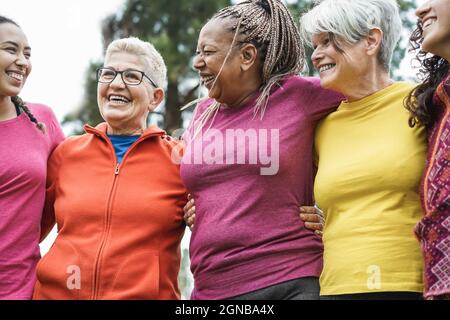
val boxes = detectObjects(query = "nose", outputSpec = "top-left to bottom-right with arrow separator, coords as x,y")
415,1 -> 431,19
109,72 -> 126,88
15,52 -> 30,69
193,53 -> 205,71
311,48 -> 324,69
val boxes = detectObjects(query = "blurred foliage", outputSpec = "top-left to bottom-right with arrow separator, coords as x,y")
64,0 -> 418,134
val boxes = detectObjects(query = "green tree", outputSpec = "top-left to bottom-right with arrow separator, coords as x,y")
64,0 -> 417,133
64,0 -> 231,134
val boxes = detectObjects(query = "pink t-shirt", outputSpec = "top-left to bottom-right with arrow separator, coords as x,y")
181,76 -> 343,299
0,103 -> 64,299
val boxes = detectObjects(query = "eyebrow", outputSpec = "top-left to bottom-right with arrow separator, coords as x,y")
0,41 -> 31,50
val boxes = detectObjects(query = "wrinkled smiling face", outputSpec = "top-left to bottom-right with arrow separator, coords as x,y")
97,51 -> 156,131
193,18 -> 245,106
0,23 -> 32,98
311,32 -> 368,94
416,0 -> 450,58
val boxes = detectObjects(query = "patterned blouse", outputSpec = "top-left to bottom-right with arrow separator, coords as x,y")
415,71 -> 450,300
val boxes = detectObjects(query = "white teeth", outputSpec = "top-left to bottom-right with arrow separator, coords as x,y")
109,95 -> 130,104
201,75 -> 215,85
319,64 -> 335,73
7,72 -> 24,81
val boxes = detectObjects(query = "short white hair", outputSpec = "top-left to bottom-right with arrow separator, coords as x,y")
105,37 -> 167,88
300,0 -> 402,72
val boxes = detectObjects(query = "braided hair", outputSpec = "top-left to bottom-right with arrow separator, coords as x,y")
189,0 -> 304,138
11,96 -> 46,133
0,16 -> 46,133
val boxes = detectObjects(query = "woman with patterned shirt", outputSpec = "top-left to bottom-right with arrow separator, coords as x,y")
405,0 -> 450,300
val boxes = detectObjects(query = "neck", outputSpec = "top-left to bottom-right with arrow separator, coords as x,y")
342,68 -> 393,102
106,124 -> 146,136
223,74 -> 262,108
437,46 -> 450,63
0,96 -> 18,121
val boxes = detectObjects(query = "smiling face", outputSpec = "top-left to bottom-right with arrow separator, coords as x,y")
0,22 -> 32,98
416,0 -> 450,59
97,51 -> 163,135
311,33 -> 369,94
193,18 -> 256,107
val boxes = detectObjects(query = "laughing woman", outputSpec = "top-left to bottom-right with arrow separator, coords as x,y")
0,16 -> 64,300
405,0 -> 450,300
180,0 -> 342,300
301,0 -> 427,299
34,37 -> 187,300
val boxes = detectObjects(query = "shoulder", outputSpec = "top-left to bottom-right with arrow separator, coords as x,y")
193,98 -> 214,118
281,75 -> 321,90
393,81 -> 416,93
26,102 -> 65,146
280,75 -> 342,99
52,133 -> 87,154
26,102 -> 58,121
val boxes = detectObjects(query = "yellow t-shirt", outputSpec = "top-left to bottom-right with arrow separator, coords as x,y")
314,82 -> 427,295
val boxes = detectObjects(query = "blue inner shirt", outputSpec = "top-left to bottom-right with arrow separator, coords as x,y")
108,135 -> 140,164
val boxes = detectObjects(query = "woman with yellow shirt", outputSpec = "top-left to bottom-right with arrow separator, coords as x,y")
301,0 -> 426,299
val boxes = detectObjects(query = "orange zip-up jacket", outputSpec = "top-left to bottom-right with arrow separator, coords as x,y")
33,123 -> 187,300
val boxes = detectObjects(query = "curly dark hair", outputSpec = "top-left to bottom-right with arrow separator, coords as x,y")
404,20 -> 449,129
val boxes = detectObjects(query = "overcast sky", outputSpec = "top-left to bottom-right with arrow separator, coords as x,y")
1,0 -> 125,123
2,0 -> 427,126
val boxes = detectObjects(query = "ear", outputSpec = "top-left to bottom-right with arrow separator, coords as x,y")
148,88 -> 165,112
239,43 -> 258,72
366,28 -> 383,56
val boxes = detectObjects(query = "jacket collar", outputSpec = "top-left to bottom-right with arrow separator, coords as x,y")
84,122 -> 166,140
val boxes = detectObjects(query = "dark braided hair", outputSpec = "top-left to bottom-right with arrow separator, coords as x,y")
190,0 -> 304,137
214,0 -> 304,93
11,96 -> 46,133
0,15 -> 46,133
404,19 -> 449,129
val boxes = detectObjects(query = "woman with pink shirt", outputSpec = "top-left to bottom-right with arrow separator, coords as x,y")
180,0 -> 342,300
0,16 -> 64,299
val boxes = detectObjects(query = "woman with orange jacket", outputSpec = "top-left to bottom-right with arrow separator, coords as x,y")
34,37 -> 188,300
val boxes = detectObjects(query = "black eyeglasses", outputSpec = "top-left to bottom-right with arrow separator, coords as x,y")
96,67 -> 158,87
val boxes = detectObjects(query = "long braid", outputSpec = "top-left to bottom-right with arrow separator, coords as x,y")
11,96 -> 46,133
189,0 -> 304,136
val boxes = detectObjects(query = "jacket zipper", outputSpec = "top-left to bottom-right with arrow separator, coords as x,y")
90,132 -> 164,299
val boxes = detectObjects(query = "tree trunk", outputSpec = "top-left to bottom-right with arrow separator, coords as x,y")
165,80 -> 182,134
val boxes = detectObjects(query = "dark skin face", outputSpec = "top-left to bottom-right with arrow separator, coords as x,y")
193,18 -> 262,108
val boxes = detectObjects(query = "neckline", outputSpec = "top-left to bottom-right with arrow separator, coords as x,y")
338,82 -> 403,111
0,112 -> 26,126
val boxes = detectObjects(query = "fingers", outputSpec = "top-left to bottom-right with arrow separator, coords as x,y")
183,198 -> 195,216
299,213 -> 320,223
300,205 -> 325,235
304,222 -> 322,231
183,195 -> 196,229
186,214 -> 196,229
299,206 -> 316,214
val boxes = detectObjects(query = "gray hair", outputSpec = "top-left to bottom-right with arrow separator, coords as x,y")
105,37 -> 167,88
300,0 -> 402,72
